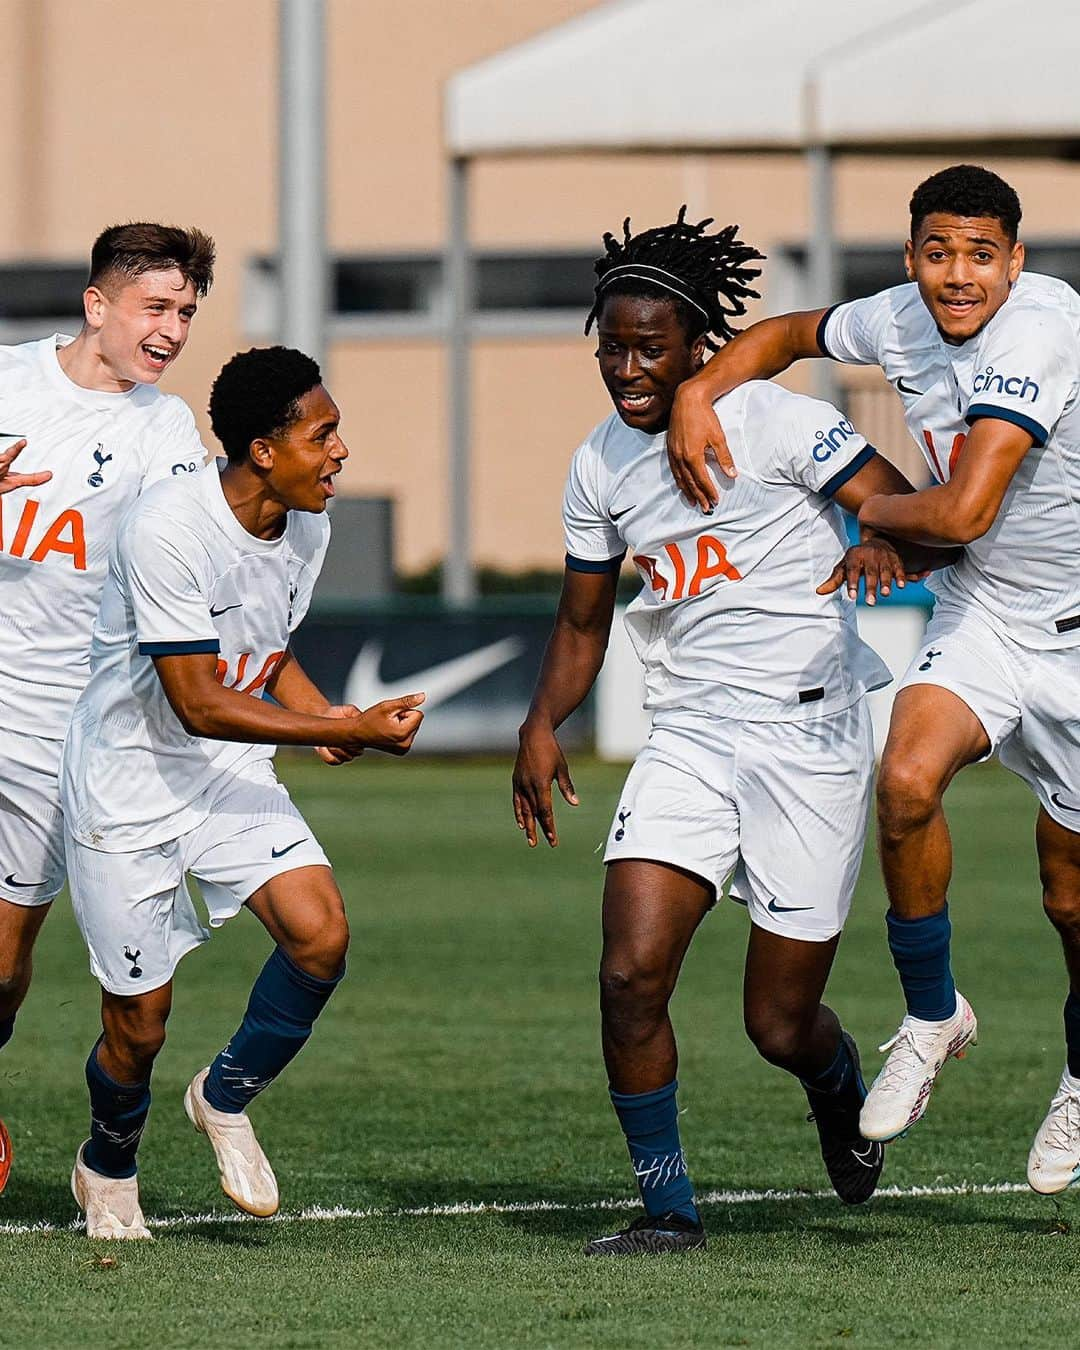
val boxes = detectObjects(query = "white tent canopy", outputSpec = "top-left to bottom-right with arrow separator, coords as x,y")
448,0 -> 938,155
449,0 -> 1080,156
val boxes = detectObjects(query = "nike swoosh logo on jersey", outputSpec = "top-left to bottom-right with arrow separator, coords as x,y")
767,897 -> 814,914
3,873 -> 48,889
345,636 -> 526,711
609,505 -> 635,521
1051,792 -> 1080,813
210,603 -> 243,618
271,839 -> 308,858
896,377 -> 924,396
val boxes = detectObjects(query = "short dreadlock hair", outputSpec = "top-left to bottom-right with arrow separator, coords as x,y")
209,346 -> 322,465
585,206 -> 764,351
910,165 -> 1022,243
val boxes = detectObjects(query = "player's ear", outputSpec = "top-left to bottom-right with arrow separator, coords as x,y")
249,437 -> 274,471
690,334 -> 707,370
1008,239 -> 1025,285
83,285 -> 108,332
903,240 -> 916,282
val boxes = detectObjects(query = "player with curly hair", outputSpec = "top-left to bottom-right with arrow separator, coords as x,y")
514,210 -> 955,1254
62,347 -> 425,1239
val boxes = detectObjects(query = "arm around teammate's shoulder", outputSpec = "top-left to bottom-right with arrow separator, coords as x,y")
858,417 -> 1035,547
668,309 -> 832,510
513,564 -> 619,848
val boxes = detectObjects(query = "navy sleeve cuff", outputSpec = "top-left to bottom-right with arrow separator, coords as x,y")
138,639 -> 221,656
815,304 -> 841,359
565,551 -> 625,574
820,444 -> 877,498
965,403 -> 1048,448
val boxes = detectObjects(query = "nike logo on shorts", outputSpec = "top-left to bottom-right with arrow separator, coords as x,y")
271,839 -> 308,858
896,377 -> 924,396
1051,792 -> 1080,813
210,602 -> 243,618
3,873 -> 48,889
767,897 -> 814,914
609,505 -> 635,522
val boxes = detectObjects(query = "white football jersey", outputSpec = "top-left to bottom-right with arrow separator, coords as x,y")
563,381 -> 891,721
62,465 -> 330,852
0,335 -> 206,738
822,273 -> 1080,648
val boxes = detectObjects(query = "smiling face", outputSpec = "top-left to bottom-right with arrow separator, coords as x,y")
259,384 -> 349,514
85,267 -> 198,385
905,213 -> 1024,345
596,292 -> 705,434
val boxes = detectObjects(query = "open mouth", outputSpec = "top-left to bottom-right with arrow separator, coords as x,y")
939,298 -> 980,319
615,391 -> 657,416
319,470 -> 337,499
141,343 -> 174,371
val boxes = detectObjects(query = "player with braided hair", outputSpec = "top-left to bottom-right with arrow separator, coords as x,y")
513,210 -> 957,1255
584,205 -> 764,349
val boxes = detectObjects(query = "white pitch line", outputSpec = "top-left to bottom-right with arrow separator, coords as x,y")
0,1180 -> 1038,1239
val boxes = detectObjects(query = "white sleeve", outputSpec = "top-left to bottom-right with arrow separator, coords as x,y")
122,509 -> 219,656
818,294 -> 889,367
562,439 -> 625,572
140,399 -> 209,490
761,388 -> 877,498
966,305 -> 1077,447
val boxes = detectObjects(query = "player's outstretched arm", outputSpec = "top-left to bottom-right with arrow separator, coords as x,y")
152,651 -> 424,756
513,566 -> 618,849
667,309 -> 830,509
0,439 -> 51,494
817,454 -> 962,603
857,417 -> 1034,547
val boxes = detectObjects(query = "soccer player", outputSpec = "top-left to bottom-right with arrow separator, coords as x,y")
61,346 -> 424,1239
665,164 -> 1080,1188
0,223 -> 214,1192
513,210 -> 952,1255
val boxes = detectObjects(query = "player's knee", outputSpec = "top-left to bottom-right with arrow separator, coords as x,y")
284,912 -> 350,982
876,754 -> 942,838
106,1015 -> 167,1075
1042,880 -> 1080,937
745,1006 -> 807,1069
599,955 -> 673,1027
0,963 -> 30,1016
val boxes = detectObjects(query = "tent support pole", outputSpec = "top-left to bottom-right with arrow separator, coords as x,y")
443,155 -> 476,607
807,144 -> 839,407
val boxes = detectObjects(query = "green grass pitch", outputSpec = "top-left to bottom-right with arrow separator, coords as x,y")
2,755 -> 1078,1348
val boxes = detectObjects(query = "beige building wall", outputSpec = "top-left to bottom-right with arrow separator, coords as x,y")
4,0 -> 1080,572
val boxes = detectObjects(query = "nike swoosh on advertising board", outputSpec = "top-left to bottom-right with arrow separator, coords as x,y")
345,637 -> 526,711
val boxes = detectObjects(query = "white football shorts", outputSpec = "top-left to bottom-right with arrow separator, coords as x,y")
0,728 -> 66,907
603,702 -> 875,942
66,755 -> 330,995
899,597 -> 1080,833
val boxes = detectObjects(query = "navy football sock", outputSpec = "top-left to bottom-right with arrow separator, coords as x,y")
204,946 -> 343,1114
801,1033 -> 857,1098
610,1079 -> 699,1224
0,1013 -> 14,1052
886,906 -> 957,1022
83,1041 -> 151,1180
1064,993 -> 1080,1078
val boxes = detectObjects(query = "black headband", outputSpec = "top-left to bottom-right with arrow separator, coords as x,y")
594,263 -> 711,324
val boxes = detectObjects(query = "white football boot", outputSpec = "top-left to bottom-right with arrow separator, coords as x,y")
1028,1067 -> 1080,1195
859,992 -> 977,1142
70,1142 -> 152,1240
184,1067 -> 279,1217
